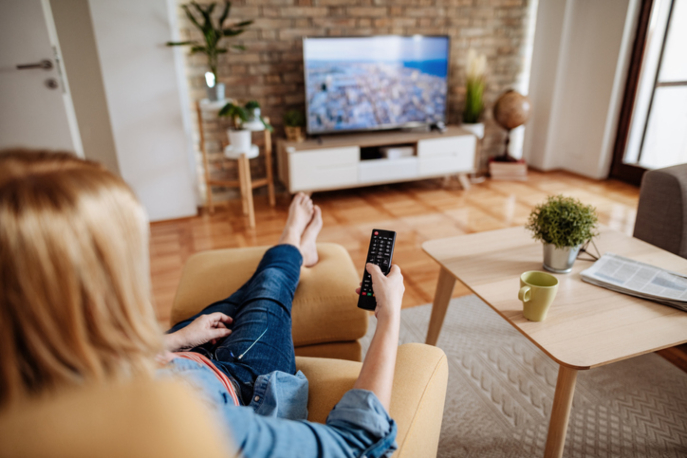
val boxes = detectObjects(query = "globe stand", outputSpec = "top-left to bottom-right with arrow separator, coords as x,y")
489,89 -> 530,181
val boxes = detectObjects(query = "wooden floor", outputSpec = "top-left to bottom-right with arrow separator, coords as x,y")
150,170 -> 640,323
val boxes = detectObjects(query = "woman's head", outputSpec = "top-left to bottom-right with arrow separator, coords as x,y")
0,149 -> 162,407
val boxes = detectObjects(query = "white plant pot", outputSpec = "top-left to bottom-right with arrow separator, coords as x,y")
227,129 -> 252,155
206,83 -> 225,102
462,122 -> 485,139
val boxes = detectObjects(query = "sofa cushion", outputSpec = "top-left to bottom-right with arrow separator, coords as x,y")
171,243 -> 368,348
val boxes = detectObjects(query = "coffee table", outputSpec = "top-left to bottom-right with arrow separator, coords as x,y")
422,226 -> 687,458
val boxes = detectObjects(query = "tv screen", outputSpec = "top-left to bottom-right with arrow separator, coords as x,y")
304,35 -> 449,135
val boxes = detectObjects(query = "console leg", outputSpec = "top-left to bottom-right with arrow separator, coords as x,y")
457,173 -> 471,190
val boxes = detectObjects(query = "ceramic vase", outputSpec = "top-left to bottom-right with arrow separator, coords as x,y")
461,122 -> 485,139
227,129 -> 252,155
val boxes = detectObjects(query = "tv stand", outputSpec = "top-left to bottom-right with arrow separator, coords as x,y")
276,126 -> 476,194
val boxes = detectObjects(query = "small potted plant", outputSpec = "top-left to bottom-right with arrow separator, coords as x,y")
219,100 -> 272,154
166,1 -> 253,101
284,109 -> 305,142
526,195 -> 599,273
461,49 -> 486,139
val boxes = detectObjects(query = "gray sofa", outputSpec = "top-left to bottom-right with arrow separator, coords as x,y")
634,164 -> 687,259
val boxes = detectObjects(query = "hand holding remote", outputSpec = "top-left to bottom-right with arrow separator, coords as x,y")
365,263 -> 404,320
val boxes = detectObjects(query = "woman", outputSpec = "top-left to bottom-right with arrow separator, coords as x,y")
0,149 -> 404,458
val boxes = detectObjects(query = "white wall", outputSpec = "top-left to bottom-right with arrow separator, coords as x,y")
524,0 -> 640,179
50,0 -> 120,175
88,0 -> 197,221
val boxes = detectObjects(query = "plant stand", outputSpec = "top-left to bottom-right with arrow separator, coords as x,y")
196,100 -> 275,229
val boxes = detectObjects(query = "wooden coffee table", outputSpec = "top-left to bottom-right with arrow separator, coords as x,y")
423,226 -> 687,458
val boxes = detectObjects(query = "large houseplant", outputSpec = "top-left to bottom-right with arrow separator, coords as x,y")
462,49 -> 486,139
166,1 -> 253,101
526,195 -> 599,273
219,100 -> 272,154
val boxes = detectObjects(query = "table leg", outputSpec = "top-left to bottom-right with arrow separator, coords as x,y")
242,154 -> 256,229
237,155 -> 248,216
544,365 -> 578,458
425,267 -> 456,346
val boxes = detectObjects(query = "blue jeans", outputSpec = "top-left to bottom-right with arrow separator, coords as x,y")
168,244 -> 302,405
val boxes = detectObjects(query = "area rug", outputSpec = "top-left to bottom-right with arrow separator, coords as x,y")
360,296 -> 687,457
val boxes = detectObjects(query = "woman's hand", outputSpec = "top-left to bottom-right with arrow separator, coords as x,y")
355,263 -> 404,321
164,312 -> 233,352
353,263 -> 404,410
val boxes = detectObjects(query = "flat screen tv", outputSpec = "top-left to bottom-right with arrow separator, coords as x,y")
303,35 -> 450,135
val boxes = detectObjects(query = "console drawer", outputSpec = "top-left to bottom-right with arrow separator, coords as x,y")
358,157 -> 418,183
289,146 -> 359,191
419,151 -> 474,176
417,135 -> 476,159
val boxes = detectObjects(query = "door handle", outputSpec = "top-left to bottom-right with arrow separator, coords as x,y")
16,59 -> 53,70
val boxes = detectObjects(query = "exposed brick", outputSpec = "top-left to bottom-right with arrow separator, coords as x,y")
311,17 -> 357,28
347,7 -> 387,17
280,7 -> 329,17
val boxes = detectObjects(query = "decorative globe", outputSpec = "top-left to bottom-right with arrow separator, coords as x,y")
493,90 -> 531,130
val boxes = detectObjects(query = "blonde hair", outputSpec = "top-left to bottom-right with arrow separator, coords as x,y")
0,149 -> 162,407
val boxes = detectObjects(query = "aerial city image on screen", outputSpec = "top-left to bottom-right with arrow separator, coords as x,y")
304,36 -> 449,133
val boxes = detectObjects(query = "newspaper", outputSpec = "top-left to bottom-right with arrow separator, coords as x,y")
580,253 -> 687,312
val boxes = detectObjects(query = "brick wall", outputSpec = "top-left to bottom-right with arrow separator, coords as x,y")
175,0 -> 534,203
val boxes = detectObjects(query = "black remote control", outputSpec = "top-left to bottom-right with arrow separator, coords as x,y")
357,229 -> 397,311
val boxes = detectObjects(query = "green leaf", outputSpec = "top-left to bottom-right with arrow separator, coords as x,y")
218,1 -> 231,29
260,116 -> 274,132
181,5 -> 202,30
165,40 -> 198,47
216,48 -> 228,53
230,20 -> 254,28
190,45 -> 208,54
223,28 -> 245,37
244,100 -> 260,110
284,109 -> 305,127
232,45 -> 246,51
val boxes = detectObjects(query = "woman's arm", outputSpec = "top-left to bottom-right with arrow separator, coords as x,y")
353,263 -> 404,410
163,312 -> 233,352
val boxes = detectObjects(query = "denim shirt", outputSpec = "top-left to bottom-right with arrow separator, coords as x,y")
160,357 -> 397,458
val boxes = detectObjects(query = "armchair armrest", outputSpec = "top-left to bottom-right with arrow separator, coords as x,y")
297,343 -> 448,458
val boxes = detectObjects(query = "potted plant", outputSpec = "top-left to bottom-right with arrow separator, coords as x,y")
284,109 -> 305,142
526,195 -> 599,273
219,100 -> 272,154
461,49 -> 486,140
166,1 -> 253,101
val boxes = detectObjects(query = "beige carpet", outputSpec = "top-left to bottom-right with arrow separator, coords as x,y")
361,296 -> 687,458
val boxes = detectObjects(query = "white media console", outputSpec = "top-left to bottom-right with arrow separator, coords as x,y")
276,126 -> 476,193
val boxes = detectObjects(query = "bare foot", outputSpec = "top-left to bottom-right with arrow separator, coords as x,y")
278,193 -> 314,248
301,205 -> 322,267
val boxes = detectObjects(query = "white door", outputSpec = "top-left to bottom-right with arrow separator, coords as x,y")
0,0 -> 82,155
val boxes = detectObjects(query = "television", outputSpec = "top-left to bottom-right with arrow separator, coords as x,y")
303,35 -> 450,135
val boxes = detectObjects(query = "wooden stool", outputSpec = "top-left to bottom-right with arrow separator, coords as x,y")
196,101 -> 275,229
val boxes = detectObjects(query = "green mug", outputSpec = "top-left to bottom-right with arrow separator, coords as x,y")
518,271 -> 559,321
